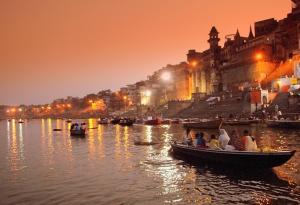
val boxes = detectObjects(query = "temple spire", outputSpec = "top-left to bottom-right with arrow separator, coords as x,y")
234,29 -> 240,39
248,26 -> 254,39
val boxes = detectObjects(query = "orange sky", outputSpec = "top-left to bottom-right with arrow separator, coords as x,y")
0,0 -> 291,105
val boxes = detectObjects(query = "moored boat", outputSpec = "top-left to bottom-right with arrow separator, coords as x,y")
224,119 -> 261,126
170,143 -> 295,169
171,119 -> 182,124
119,118 -> 134,126
144,118 -> 161,125
111,118 -> 120,125
70,129 -> 86,137
266,119 -> 300,129
98,118 -> 109,124
18,119 -> 24,123
70,123 -> 86,137
161,119 -> 171,125
183,119 -> 221,129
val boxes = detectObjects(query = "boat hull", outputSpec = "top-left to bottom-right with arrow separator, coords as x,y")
144,119 -> 161,125
183,119 -> 221,129
171,143 -> 295,169
119,122 -> 134,126
266,120 -> 300,129
224,119 -> 261,126
70,130 -> 86,137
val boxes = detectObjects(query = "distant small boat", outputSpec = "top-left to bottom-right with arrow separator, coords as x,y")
171,143 -> 296,169
66,119 -> 72,123
70,129 -> 86,137
88,127 -> 98,130
70,123 -> 86,137
134,118 -> 144,124
144,118 -> 161,126
224,119 -> 261,126
98,118 -> 109,124
111,118 -> 120,125
183,119 -> 221,129
18,120 -> 24,124
171,119 -> 182,124
266,120 -> 300,129
119,119 -> 134,126
134,140 -> 158,146
53,128 -> 62,131
161,119 -> 171,125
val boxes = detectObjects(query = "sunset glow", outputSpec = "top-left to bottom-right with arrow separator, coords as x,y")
0,0 -> 291,104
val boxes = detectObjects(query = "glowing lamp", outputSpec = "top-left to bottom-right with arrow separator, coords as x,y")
190,61 -> 198,67
145,90 -> 151,97
18,108 -> 22,112
161,72 -> 171,81
255,53 -> 263,61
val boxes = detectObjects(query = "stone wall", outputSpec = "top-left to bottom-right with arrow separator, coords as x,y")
222,61 -> 276,91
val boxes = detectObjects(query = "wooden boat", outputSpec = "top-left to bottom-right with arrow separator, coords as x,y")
144,118 -> 161,125
98,118 -> 109,124
111,118 -> 120,125
224,119 -> 261,126
171,119 -> 182,124
170,143 -> 295,169
266,120 -> 300,129
18,120 -> 24,124
183,119 -> 221,129
134,140 -> 158,146
119,119 -> 134,126
53,128 -> 62,131
161,119 -> 171,125
70,129 -> 86,137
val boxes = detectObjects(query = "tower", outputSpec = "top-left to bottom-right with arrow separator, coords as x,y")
207,26 -> 222,94
248,26 -> 254,40
208,26 -> 220,50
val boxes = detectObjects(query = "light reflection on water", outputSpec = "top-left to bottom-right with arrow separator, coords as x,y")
0,119 -> 299,205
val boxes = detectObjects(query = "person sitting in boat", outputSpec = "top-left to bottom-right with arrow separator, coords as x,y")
80,123 -> 86,131
229,130 -> 243,151
218,129 -> 230,149
183,128 -> 193,146
195,132 -> 206,148
219,129 -> 235,150
71,123 -> 79,131
209,134 -> 220,149
242,130 -> 258,151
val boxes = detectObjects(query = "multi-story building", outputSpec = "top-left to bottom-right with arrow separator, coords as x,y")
187,0 -> 300,99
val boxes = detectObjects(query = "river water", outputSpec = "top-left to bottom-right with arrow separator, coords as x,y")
0,119 -> 299,205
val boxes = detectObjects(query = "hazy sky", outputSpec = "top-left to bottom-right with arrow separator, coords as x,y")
0,0 -> 291,105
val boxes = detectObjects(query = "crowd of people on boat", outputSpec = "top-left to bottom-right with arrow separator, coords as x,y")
183,126 -> 258,152
70,123 -> 86,131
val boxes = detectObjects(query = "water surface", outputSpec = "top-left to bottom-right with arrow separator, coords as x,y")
0,119 -> 299,204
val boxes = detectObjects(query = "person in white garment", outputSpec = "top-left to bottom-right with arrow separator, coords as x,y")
219,129 -> 232,150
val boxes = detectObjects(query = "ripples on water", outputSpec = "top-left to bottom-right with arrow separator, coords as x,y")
0,119 -> 299,205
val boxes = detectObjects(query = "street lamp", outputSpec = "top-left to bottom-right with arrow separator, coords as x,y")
161,72 -> 171,81
190,61 -> 198,67
255,53 -> 263,61
123,96 -> 127,112
145,90 -> 151,97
